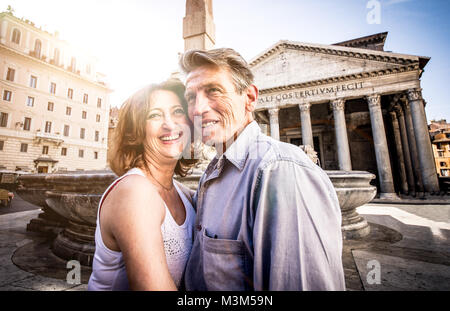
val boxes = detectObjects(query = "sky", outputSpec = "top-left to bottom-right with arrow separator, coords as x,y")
2,0 -> 449,121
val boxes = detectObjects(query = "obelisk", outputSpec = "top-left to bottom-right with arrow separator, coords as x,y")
183,0 -> 216,51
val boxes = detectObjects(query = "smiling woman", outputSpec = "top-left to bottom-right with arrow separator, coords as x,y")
88,79 -> 199,291
110,79 -> 198,178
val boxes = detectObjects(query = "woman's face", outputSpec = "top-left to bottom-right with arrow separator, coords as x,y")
144,90 -> 191,163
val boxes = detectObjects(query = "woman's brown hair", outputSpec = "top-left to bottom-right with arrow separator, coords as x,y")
109,79 -> 198,177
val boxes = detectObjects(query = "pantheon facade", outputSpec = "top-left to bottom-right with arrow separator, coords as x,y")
250,32 -> 439,198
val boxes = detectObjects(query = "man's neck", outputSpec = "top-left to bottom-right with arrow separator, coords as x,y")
216,120 -> 253,157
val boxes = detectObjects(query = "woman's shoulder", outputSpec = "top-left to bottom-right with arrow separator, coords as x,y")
105,173 -> 164,215
173,179 -> 195,205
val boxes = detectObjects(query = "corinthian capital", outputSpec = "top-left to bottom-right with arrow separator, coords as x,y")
330,98 -> 345,111
268,108 -> 279,122
407,88 -> 423,101
298,103 -> 311,113
366,94 -> 381,109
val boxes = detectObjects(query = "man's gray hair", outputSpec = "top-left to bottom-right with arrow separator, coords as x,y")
179,48 -> 254,95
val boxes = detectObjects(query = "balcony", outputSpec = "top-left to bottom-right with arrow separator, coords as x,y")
34,131 -> 64,146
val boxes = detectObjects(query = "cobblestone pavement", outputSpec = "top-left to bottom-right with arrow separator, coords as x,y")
0,200 -> 449,291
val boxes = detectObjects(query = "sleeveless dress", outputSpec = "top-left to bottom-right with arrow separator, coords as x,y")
87,168 -> 196,290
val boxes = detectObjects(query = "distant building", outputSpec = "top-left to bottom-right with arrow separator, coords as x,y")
429,119 -> 450,177
0,11 -> 112,173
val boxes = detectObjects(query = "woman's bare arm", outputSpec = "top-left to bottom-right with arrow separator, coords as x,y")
103,175 -> 177,291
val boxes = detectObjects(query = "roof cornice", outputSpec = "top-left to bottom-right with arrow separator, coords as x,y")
249,40 -> 422,68
258,63 -> 420,95
0,44 -> 112,91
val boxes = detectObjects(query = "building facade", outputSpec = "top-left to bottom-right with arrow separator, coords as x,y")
429,120 -> 450,177
0,11 -> 111,173
251,32 -> 440,197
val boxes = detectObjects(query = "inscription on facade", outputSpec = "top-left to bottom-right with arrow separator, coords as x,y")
258,82 -> 364,104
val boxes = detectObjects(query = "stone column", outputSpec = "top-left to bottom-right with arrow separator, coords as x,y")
268,108 -> 280,141
389,109 -> 409,194
366,94 -> 398,199
298,103 -> 314,148
331,99 -> 352,171
407,88 -> 440,193
395,104 -> 416,196
402,97 -> 425,195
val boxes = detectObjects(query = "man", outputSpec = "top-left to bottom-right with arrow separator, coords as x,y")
180,48 -> 345,291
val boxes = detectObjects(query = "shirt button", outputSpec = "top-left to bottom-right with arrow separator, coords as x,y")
197,224 -> 202,231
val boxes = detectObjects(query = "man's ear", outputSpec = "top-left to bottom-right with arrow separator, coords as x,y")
245,84 -> 258,113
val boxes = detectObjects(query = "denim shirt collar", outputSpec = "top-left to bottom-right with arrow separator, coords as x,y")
222,121 -> 261,171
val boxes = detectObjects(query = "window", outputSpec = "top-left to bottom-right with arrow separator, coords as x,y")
0,141 -> 4,151
67,88 -> 73,99
61,147 -> 67,156
95,131 -> 99,142
83,93 -> 88,104
66,107 -> 72,116
23,117 -> 31,131
3,90 -> 12,101
30,75 -> 37,88
45,121 -> 52,133
86,64 -> 91,74
12,29 -> 21,44
20,143 -> 28,153
82,111 -> 87,119
0,112 -> 8,127
79,149 -> 84,158
94,151 -> 98,159
34,39 -> 42,58
97,98 -> 102,108
96,114 -> 101,122
42,146 -> 49,155
80,128 -> 85,139
50,82 -> 56,94
47,102 -> 54,111
441,162 -> 447,167
6,68 -> 15,81
63,125 -> 70,137
27,96 -> 34,107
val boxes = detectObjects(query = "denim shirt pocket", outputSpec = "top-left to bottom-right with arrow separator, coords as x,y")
202,228 -> 252,291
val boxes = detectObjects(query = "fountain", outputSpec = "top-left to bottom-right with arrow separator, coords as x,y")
18,171 -> 116,266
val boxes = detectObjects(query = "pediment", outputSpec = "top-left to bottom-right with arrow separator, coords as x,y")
250,40 -> 421,91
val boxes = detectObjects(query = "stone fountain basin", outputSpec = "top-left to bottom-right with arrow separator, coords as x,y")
326,170 -> 377,210
45,191 -> 101,226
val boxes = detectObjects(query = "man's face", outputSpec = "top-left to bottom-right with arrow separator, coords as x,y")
184,65 -> 251,147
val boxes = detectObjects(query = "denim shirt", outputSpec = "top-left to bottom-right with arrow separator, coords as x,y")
184,121 -> 346,291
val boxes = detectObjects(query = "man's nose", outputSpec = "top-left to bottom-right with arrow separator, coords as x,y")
192,92 -> 210,117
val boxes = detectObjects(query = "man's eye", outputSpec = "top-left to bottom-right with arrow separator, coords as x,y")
208,88 -> 220,93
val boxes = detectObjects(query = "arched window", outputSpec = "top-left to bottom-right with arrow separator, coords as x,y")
34,39 -> 42,58
53,48 -> 60,65
11,29 -> 21,44
70,57 -> 77,72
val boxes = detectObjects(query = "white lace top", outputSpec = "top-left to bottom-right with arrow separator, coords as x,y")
88,168 -> 196,290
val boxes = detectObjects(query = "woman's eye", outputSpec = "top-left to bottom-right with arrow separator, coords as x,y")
148,113 -> 161,119
174,108 -> 185,115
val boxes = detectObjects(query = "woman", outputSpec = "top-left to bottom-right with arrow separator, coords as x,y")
88,80 -> 197,290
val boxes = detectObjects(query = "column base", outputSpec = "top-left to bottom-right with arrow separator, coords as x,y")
379,193 -> 401,200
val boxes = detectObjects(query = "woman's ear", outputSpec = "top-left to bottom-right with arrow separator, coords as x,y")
245,85 -> 258,113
